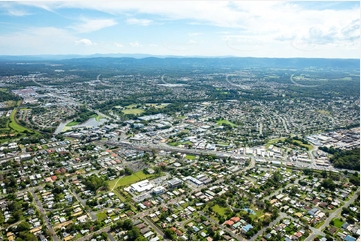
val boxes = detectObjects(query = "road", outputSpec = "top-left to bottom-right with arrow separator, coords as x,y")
107,232 -> 116,241
290,74 -> 320,88
262,175 -> 305,202
29,188 -> 60,241
259,122 -> 263,136
250,212 -> 288,241
198,211 -> 245,241
77,154 -> 255,241
306,188 -> 360,241
66,182 -> 97,221
143,217 -> 165,238
280,116 -> 289,134
35,75 -> 112,122
77,226 -> 111,241
161,74 -> 168,84
225,74 -> 249,89
106,140 -> 248,161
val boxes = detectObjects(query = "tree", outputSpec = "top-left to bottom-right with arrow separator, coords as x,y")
19,231 -> 38,241
123,219 -> 133,230
321,170 -> 327,178
321,178 -> 336,190
124,167 -> 133,175
16,221 -> 31,232
164,228 -> 177,240
154,166 -> 161,174
127,226 -> 141,240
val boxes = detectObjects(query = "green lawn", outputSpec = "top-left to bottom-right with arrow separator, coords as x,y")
5,100 -> 17,108
95,115 -> 104,122
122,109 -> 144,115
266,137 -> 286,148
9,109 -> 33,133
291,139 -> 313,151
333,218 -> 344,228
96,212 -> 107,222
217,142 -> 228,146
125,104 -> 138,109
168,141 -> 180,146
145,103 -> 169,109
182,141 -> 193,146
212,205 -> 227,216
185,154 -> 196,160
113,190 -> 126,202
216,119 -> 236,127
109,171 -> 155,189
315,220 -> 325,229
249,205 -> 264,219
66,121 -> 80,127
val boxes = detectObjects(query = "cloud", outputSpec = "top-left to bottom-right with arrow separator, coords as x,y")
5,2 -> 360,57
188,32 -> 203,36
129,41 -> 142,47
114,42 -> 124,48
0,27 -> 78,55
0,2 -> 31,16
291,17 -> 359,50
7,9 -> 31,16
126,18 -> 152,26
71,18 -> 117,33
75,38 -> 94,46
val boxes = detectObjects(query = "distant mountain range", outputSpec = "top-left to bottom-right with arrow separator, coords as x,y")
0,53 -> 359,61
0,53 -> 204,61
0,54 -> 359,70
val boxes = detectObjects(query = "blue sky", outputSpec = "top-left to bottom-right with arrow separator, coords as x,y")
0,1 -> 359,58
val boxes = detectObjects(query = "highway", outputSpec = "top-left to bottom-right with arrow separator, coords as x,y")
290,74 -> 320,88
106,140 -> 248,161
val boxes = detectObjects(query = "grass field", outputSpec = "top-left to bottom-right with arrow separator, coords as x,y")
0,118 -> 10,131
122,109 -> 144,115
333,218 -> 343,228
4,100 -> 17,108
125,104 -> 138,109
266,137 -> 286,148
108,171 -> 154,189
9,109 -> 32,133
145,103 -> 169,108
291,139 -> 313,151
338,77 -> 352,81
66,121 -> 80,127
95,115 -> 104,122
216,119 -> 236,127
317,110 -> 331,116
185,154 -> 196,160
217,142 -> 228,146
112,190 -> 126,202
315,220 -> 325,229
96,212 -> 108,222
212,204 -> 227,216
249,205 -> 264,219
168,141 -> 180,146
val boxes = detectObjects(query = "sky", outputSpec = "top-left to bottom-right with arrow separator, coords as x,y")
0,1 -> 359,58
